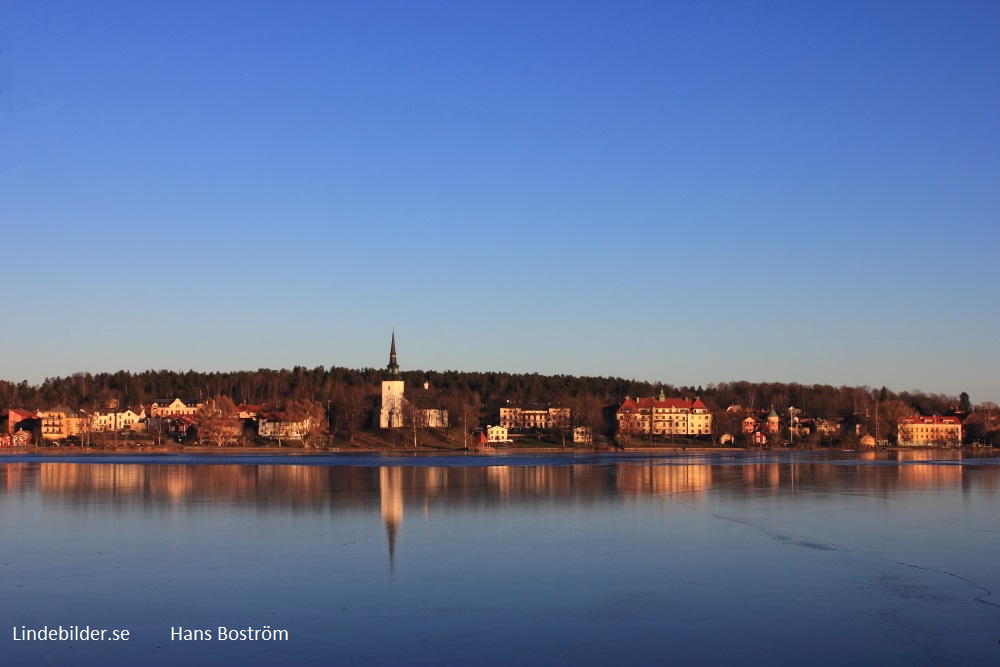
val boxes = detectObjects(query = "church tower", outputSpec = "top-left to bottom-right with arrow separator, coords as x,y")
387,331 -> 400,377
379,332 -> 406,428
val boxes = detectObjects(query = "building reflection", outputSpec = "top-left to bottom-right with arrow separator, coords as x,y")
616,464 -> 713,496
0,451 -> 994,512
380,467 -> 403,570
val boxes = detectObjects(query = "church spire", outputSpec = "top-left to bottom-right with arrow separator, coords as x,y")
387,331 -> 400,377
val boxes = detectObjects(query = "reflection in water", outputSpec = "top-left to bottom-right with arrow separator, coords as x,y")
0,451 -> 996,508
1,451 -> 999,667
380,467 -> 403,569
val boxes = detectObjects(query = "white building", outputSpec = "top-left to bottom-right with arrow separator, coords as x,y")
486,425 -> 509,443
374,333 -> 448,429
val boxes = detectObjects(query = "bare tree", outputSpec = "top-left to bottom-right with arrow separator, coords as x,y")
284,399 -> 330,447
880,399 -> 917,445
194,396 -> 241,447
332,384 -> 374,442
617,409 -> 641,448
974,402 -> 999,431
403,400 -> 429,449
441,390 -> 481,449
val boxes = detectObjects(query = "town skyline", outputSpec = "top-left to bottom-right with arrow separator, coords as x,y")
3,3 -> 998,404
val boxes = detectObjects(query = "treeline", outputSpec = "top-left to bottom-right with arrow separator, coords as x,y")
0,367 -> 966,422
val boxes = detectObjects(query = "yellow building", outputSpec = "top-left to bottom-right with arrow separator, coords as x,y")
38,406 -> 87,440
486,425 -> 509,443
897,415 -> 962,446
616,391 -> 712,436
498,403 -> 570,430
149,398 -> 201,417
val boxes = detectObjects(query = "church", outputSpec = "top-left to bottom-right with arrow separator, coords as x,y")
375,333 -> 448,429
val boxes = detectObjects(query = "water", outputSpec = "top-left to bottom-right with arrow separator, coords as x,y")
1,450 -> 998,665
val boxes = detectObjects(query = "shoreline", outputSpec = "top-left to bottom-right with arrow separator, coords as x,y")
0,444 -> 991,458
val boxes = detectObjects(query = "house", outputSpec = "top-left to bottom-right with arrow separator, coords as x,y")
257,412 -> 311,440
573,426 -> 593,444
0,431 -> 32,447
616,391 -> 712,436
814,419 -> 840,436
486,425 -> 509,443
499,402 -> 571,431
374,333 -> 448,429
148,398 -> 202,417
898,415 -> 962,446
739,407 -> 781,442
147,415 -> 196,440
88,407 -> 147,432
236,404 -> 265,419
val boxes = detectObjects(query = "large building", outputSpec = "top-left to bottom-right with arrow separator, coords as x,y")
38,406 -> 87,440
616,391 -> 712,437
498,402 -> 570,431
148,398 -> 202,417
897,415 -> 962,446
374,333 -> 448,429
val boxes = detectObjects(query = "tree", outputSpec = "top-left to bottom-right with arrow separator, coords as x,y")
194,396 -> 240,447
966,402 -> 1000,445
402,399 -> 429,449
332,384 -> 374,442
550,405 -> 571,447
441,389 -> 481,449
959,392 -> 972,414
617,409 -> 640,448
713,408 -> 743,446
284,399 -> 330,447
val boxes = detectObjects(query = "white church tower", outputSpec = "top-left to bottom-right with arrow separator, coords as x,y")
378,332 -> 406,428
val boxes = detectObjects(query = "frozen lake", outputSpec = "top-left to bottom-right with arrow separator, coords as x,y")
1,450 -> 998,665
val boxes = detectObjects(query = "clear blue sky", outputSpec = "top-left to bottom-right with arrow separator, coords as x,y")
2,1 -> 998,404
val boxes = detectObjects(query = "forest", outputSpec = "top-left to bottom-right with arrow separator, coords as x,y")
0,366 -> 982,442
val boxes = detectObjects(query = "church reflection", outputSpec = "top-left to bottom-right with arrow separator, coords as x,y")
380,467 -> 403,570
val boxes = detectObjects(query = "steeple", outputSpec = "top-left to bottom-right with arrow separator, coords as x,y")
387,331 -> 400,377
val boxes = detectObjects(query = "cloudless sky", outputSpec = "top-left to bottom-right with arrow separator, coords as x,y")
2,1 -> 998,403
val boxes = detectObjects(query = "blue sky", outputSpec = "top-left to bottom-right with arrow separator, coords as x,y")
2,1 -> 998,404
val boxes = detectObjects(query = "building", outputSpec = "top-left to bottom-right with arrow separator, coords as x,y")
148,398 -> 202,417
498,402 -> 570,431
7,408 -> 37,434
898,415 -> 962,446
374,333 -> 448,429
88,407 -> 146,432
616,391 -> 712,437
235,404 -> 265,419
0,431 -> 32,447
573,426 -> 593,444
257,412 -> 311,440
38,406 -> 87,440
485,425 -> 509,443
765,406 -> 780,434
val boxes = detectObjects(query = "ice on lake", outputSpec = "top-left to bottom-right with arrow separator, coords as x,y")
1,450 -> 998,665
